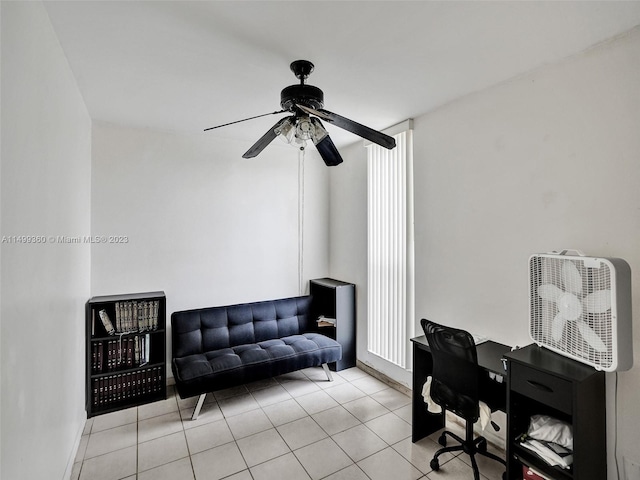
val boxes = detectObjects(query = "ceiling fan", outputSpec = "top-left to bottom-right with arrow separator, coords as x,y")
204,60 -> 396,166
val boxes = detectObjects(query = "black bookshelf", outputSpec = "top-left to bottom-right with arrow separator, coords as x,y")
86,291 -> 167,417
310,278 -> 356,371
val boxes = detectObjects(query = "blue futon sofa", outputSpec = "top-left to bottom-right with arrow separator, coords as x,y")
171,295 -> 342,419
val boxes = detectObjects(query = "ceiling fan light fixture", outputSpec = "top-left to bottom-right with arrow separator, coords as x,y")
309,117 -> 328,145
295,116 -> 314,141
275,117 -> 296,144
274,117 -> 307,147
292,136 -> 306,148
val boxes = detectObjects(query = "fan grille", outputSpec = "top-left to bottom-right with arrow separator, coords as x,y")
529,255 -> 614,369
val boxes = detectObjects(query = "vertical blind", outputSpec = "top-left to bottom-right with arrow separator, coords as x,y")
367,124 -> 413,369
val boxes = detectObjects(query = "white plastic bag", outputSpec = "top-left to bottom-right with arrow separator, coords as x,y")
527,414 -> 573,450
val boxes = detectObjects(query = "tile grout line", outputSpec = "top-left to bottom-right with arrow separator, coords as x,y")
80,367 -> 500,480
250,370 -> 366,480
310,370 -> 419,479
276,370 -> 384,479
314,369 -> 379,480
176,393 -> 198,480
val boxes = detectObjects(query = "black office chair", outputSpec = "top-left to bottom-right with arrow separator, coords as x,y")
421,319 -> 506,480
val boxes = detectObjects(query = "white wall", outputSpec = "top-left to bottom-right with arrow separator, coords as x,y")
91,123 -> 330,372
0,3 -> 92,479
414,28 -> 640,477
331,26 -> 640,477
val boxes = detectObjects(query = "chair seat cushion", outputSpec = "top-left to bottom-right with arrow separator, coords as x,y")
172,332 -> 341,397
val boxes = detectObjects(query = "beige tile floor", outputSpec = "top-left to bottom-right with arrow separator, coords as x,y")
72,366 -> 506,480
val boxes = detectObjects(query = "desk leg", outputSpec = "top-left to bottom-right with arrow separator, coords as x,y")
412,343 -> 445,442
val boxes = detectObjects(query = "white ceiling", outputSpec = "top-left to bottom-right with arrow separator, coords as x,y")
44,1 -> 640,148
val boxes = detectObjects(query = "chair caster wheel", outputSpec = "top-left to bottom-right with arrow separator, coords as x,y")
430,458 -> 440,471
477,438 -> 487,452
438,434 -> 447,446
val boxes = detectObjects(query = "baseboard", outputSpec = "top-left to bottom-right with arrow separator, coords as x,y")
356,360 -> 411,397
63,416 -> 86,480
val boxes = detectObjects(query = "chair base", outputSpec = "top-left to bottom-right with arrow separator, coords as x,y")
430,421 -> 506,480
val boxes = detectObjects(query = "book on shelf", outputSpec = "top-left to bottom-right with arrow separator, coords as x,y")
317,316 -> 336,328
91,333 -> 153,374
143,334 -> 150,366
127,338 -> 133,367
91,366 -> 164,407
94,304 -> 159,336
112,300 -> 160,334
98,309 -> 115,335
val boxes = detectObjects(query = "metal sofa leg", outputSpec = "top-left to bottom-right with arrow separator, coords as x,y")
191,393 -> 207,420
322,363 -> 333,381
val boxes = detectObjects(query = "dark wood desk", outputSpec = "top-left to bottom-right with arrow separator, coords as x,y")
411,335 -> 511,442
412,338 -> 605,480
504,345 -> 605,480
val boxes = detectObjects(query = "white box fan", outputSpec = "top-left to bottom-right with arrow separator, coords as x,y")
529,250 -> 633,372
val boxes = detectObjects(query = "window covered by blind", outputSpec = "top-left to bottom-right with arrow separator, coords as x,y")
367,121 -> 414,368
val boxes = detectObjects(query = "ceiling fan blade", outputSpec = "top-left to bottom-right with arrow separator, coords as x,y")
204,110 -> 286,132
309,118 -> 343,166
242,117 -> 292,158
315,136 -> 343,166
297,104 -> 396,150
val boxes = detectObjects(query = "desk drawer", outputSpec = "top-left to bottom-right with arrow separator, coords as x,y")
510,363 -> 572,414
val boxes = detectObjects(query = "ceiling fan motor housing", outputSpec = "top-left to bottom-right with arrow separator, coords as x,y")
280,84 -> 324,112
282,60 -> 323,111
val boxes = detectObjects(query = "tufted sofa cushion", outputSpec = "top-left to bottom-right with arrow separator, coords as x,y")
171,295 -> 342,399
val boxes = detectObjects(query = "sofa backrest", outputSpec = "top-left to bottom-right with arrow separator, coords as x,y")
172,295 -> 313,358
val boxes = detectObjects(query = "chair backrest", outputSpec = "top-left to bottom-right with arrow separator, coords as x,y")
421,319 -> 480,422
